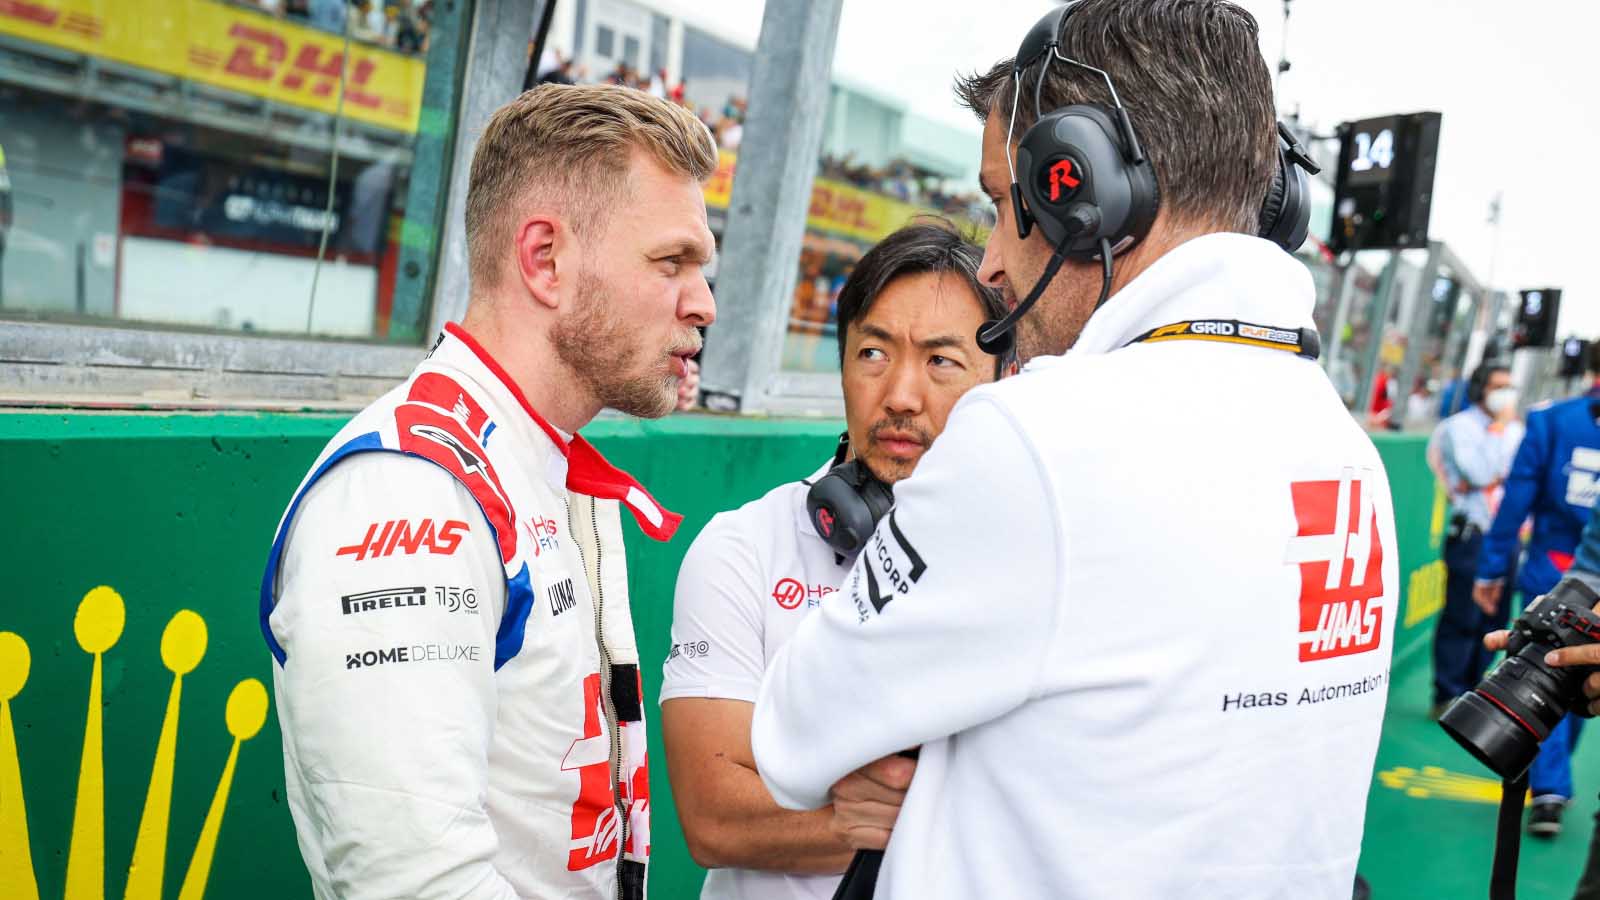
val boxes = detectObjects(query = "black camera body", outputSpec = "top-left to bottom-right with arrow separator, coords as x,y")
1440,577 -> 1600,779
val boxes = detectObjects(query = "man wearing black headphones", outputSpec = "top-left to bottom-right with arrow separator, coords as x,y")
659,222 -> 1006,900
750,3 -> 1397,898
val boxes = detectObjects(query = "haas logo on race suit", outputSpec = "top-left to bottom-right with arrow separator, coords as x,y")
563,673 -> 649,871
1285,468 -> 1387,662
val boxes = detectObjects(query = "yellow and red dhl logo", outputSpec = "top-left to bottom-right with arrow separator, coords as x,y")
0,0 -> 101,37
201,21 -> 411,121
808,184 -> 875,231
0,0 -> 424,133
702,151 -> 737,208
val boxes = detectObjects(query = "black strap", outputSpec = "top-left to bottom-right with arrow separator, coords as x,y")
1124,319 -> 1321,361
830,431 -> 851,468
831,850 -> 885,900
1491,773 -> 1527,900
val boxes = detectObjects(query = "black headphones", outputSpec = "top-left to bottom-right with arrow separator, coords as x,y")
805,434 -> 894,556
976,3 -> 1322,357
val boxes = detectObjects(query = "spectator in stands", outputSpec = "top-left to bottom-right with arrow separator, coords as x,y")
1368,364 -> 1397,429
607,63 -> 642,90
1476,342 -> 1600,837
539,57 -> 577,87
661,222 -> 1007,900
382,4 -> 401,47
308,0 -> 345,33
671,79 -> 688,106
719,115 -> 743,151
395,1 -> 427,54
536,44 -> 562,81
348,0 -> 386,44
1429,362 -> 1520,721
1405,374 -> 1435,430
1438,366 -> 1469,418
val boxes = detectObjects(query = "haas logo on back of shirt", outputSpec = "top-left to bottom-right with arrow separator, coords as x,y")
1285,468 -> 1386,662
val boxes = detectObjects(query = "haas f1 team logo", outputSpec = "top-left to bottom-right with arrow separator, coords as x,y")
1285,469 -> 1386,662
772,578 -> 806,610
563,673 -> 649,871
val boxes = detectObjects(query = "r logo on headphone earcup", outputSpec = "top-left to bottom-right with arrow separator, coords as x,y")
1037,155 -> 1086,205
1016,105 -> 1159,258
805,460 -> 895,556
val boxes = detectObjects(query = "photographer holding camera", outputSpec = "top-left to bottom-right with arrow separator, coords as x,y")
1465,379 -> 1600,896
1549,501 -> 1600,900
748,2 -> 1397,898
1470,344 -> 1600,836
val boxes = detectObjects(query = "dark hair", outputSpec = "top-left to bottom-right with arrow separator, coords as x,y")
834,220 -> 1008,376
954,0 -> 1277,234
1469,361 -> 1511,404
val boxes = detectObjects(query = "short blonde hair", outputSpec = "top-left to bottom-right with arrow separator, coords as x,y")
465,83 -> 718,290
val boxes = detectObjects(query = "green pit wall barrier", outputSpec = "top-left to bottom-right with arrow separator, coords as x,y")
0,412 -> 1441,899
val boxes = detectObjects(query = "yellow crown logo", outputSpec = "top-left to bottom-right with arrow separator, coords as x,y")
0,586 -> 269,900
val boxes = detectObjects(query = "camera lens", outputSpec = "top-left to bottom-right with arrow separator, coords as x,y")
1436,578 -> 1600,781
1439,692 -> 1541,779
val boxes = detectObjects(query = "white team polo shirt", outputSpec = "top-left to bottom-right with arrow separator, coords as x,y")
752,233 -> 1397,900
661,461 -> 851,900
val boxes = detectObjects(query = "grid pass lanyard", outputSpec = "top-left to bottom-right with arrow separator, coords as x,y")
1125,319 -> 1322,361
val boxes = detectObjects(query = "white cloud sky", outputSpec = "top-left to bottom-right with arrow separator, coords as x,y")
688,0 -> 1600,337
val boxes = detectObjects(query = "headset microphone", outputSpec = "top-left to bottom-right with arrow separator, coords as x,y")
976,235 -> 1113,358
973,3 -> 1320,364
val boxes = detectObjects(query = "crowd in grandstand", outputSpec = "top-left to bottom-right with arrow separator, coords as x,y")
221,3 -> 994,224
533,50 -> 993,228
237,0 -> 433,54
818,153 -> 995,225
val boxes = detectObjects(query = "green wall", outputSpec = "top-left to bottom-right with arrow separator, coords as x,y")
1374,431 -> 1449,667
0,412 -> 1439,899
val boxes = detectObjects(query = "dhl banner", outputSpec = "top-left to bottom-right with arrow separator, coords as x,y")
704,151 -> 966,245
0,0 -> 424,133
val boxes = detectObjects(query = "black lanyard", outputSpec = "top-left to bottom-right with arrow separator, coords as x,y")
1124,319 -> 1321,361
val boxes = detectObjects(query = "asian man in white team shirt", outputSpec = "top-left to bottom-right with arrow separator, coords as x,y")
659,221 -> 1007,900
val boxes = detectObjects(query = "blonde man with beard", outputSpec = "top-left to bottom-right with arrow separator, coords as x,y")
261,84 -> 716,900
